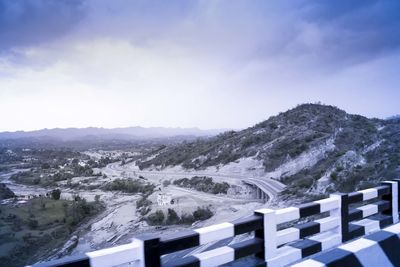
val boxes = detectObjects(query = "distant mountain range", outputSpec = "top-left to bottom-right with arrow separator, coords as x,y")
0,126 -> 227,141
387,115 -> 400,120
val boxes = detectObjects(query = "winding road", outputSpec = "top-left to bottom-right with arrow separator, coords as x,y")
105,162 -> 286,203
244,178 -> 286,201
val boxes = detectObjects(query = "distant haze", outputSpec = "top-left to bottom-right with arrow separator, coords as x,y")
0,127 -> 226,141
0,1 -> 399,131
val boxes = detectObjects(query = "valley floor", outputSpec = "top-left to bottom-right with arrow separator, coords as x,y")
1,158 -> 283,265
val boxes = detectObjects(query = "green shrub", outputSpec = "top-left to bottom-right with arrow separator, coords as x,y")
50,189 -> 61,200
146,210 -> 165,225
103,178 -> 155,195
180,214 -> 195,224
173,176 -> 230,194
166,209 -> 180,224
136,197 -> 152,209
27,219 -> 38,229
296,176 -> 314,188
335,166 -> 344,172
140,207 -> 151,216
330,172 -> 338,181
193,207 -> 213,221
65,198 -> 103,226
145,207 -> 214,226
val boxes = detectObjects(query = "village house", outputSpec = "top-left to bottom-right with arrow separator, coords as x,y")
157,193 -> 173,206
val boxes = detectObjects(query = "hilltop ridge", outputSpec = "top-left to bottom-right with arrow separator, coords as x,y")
137,104 -> 400,198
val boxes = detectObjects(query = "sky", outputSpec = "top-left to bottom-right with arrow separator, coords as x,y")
0,0 -> 400,132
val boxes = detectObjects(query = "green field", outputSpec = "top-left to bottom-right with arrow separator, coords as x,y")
0,197 -> 103,267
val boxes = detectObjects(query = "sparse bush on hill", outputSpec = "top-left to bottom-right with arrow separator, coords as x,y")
136,104 -> 348,172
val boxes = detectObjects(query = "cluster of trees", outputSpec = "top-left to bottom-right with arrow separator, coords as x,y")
27,149 -> 82,170
10,171 -> 41,185
72,164 -> 94,177
0,193 -> 104,266
64,196 -> 103,226
86,157 -> 115,168
11,157 -> 99,186
103,178 -> 155,195
173,176 -> 230,194
136,196 -> 152,215
0,148 -> 23,164
146,207 -> 213,226
52,171 -> 74,182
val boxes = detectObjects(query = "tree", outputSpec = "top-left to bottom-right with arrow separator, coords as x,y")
193,207 -> 213,221
166,209 -> 180,224
146,210 -> 165,225
51,189 -> 61,200
28,219 -> 38,229
41,163 -> 50,169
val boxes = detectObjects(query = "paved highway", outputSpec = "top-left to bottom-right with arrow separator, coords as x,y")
244,178 -> 285,201
105,162 -> 286,203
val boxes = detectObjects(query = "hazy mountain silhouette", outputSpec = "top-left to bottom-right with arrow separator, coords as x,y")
0,126 -> 226,141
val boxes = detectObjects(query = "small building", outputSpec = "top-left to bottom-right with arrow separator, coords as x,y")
78,161 -> 86,167
157,193 -> 173,206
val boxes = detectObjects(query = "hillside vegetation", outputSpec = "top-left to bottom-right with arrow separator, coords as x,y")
137,104 -> 400,197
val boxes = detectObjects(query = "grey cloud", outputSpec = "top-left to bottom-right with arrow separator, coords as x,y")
0,0 -> 86,52
297,0 -> 400,66
2,0 -> 400,71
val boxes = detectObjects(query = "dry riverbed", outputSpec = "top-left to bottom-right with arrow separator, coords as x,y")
1,159 -> 269,264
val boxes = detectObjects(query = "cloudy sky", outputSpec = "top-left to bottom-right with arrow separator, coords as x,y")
0,0 -> 399,131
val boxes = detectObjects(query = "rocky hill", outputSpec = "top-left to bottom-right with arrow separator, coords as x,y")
137,104 -> 400,198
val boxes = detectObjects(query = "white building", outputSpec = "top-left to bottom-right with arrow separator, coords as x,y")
157,193 -> 173,206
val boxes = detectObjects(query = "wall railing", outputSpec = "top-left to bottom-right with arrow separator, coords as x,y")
31,179 -> 400,267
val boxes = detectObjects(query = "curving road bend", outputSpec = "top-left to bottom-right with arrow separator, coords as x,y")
105,162 -> 286,203
244,178 -> 285,201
